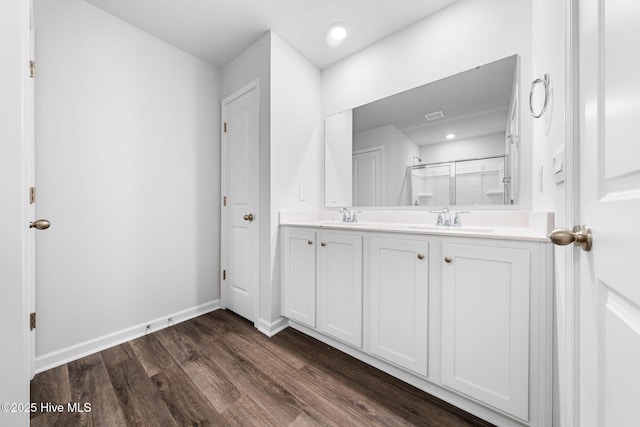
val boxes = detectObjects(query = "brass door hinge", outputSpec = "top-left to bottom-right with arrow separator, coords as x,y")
223,270 -> 226,280
29,60 -> 35,78
30,312 -> 36,330
224,122 -> 227,133
29,187 -> 36,204
223,196 -> 227,206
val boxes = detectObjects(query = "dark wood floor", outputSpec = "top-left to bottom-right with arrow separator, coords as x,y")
30,310 -> 494,426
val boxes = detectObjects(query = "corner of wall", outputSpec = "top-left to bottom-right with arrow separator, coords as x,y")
269,32 -> 323,323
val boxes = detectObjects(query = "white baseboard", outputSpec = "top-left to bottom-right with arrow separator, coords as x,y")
257,316 -> 289,337
35,300 -> 220,374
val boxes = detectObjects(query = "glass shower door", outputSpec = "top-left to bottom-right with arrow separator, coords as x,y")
454,156 -> 507,205
410,163 -> 452,207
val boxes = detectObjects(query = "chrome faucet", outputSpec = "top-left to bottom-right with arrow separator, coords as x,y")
430,207 -> 468,227
339,208 -> 361,223
340,207 -> 351,223
442,207 -> 451,226
453,211 -> 469,227
430,207 -> 451,226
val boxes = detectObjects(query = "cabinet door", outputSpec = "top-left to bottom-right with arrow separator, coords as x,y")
281,228 -> 316,328
370,236 -> 429,376
441,243 -> 530,420
318,231 -> 363,347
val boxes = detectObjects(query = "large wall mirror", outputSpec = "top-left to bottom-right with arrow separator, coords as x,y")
325,54 -> 520,208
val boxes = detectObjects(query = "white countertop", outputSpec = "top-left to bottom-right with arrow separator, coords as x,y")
279,210 -> 553,243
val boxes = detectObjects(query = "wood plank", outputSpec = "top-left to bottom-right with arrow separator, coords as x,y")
30,364 -> 71,418
288,411 -> 323,427
151,366 -> 224,426
219,395 -> 280,427
130,331 -> 224,425
128,334 -> 175,377
282,363 -> 406,427
105,356 -> 179,426
67,352 -> 128,426
216,310 -> 307,370
173,319 -> 305,425
155,324 -> 241,412
101,342 -> 136,368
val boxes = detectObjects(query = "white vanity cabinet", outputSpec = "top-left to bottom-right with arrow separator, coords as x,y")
369,235 -> 429,376
440,242 -> 531,421
281,227 -> 364,347
281,227 -> 317,328
318,231 -> 363,347
280,223 -> 551,427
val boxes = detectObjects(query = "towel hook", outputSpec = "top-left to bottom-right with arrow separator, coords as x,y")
529,73 -> 550,118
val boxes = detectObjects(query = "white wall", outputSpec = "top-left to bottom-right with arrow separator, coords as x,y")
220,32 -> 322,329
270,33 -> 323,322
420,133 -> 505,164
531,1 -> 571,426
354,125 -> 419,205
325,111 -> 353,207
0,0 -> 30,424
35,0 -> 220,368
322,0 -> 532,209
221,32 -> 272,327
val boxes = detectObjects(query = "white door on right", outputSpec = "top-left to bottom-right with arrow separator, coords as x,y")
579,1 -> 640,426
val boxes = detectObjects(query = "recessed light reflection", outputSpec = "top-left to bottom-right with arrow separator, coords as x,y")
446,133 -> 456,140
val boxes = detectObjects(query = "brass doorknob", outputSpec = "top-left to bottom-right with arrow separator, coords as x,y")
30,219 -> 51,230
243,213 -> 254,222
549,225 -> 592,251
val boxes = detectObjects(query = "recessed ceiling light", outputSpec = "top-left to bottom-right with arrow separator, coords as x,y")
327,22 -> 348,47
446,133 -> 456,140
330,26 -> 347,41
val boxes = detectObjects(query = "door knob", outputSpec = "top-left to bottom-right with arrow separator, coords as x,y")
243,213 -> 254,222
30,219 -> 51,230
549,225 -> 592,251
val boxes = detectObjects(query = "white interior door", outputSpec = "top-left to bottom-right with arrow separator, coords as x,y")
221,80 -> 259,323
352,148 -> 382,206
577,1 -> 640,425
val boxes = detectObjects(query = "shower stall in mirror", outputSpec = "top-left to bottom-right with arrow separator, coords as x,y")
409,155 -> 509,206
324,54 -> 520,208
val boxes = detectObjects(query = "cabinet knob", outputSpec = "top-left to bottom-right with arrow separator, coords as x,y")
321,242 -> 327,247
307,240 -> 313,245
444,256 -> 453,263
417,253 -> 425,260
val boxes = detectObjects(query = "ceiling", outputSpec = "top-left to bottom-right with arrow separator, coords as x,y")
85,0 -> 460,70
353,55 -> 518,146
